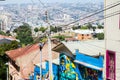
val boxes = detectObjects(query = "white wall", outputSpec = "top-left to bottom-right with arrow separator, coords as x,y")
105,0 -> 120,79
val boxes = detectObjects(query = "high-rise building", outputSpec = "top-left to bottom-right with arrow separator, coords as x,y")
0,14 -> 11,32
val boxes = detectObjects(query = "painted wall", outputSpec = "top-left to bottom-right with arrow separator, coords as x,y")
59,52 -> 103,80
78,64 -> 102,80
33,61 -> 59,80
59,54 -> 78,80
104,0 -> 120,79
32,52 -> 103,80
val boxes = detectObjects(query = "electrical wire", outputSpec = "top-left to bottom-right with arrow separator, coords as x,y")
21,50 -> 40,71
38,0 -> 46,8
12,0 -> 120,69
61,9 -> 120,31
83,10 -> 120,25
59,1 -> 120,27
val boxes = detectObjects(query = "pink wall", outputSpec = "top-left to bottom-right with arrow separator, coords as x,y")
106,50 -> 116,80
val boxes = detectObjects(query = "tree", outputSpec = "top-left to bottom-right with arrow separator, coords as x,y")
98,24 -> 103,29
34,27 -> 39,32
53,35 -> 71,41
0,41 -> 19,80
39,27 -> 47,33
0,30 -> 11,36
86,23 -> 92,29
50,26 -> 57,33
53,35 -> 65,41
0,30 -> 6,35
57,27 -> 62,32
97,33 -> 104,40
80,26 -> 88,29
14,24 -> 33,45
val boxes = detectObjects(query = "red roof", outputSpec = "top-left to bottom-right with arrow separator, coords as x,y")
6,43 -> 39,61
6,42 -> 59,79
6,42 -> 59,61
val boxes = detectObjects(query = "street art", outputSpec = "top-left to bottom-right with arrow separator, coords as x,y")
78,65 -> 98,80
33,61 -> 59,80
59,54 -> 78,80
32,52 -> 103,80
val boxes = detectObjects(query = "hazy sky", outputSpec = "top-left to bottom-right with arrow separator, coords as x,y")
0,0 -> 103,4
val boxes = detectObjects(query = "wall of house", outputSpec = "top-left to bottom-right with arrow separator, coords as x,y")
33,61 -> 59,80
11,43 -> 59,79
59,53 -> 103,80
59,54 -> 78,80
105,0 -> 120,79
16,49 -> 39,79
8,61 -> 21,80
77,34 -> 92,40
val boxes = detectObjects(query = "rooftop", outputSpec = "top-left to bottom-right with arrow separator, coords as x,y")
53,40 -> 105,56
0,35 -> 19,41
6,42 -> 59,61
6,43 -> 39,61
72,29 -> 104,34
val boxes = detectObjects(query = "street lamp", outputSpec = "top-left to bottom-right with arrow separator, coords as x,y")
5,62 -> 9,80
39,43 -> 44,80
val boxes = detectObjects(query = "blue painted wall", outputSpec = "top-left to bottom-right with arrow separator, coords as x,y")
32,61 -> 59,80
31,50 -> 103,80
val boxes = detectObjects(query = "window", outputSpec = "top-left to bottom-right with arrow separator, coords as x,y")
106,50 -> 116,80
87,34 -> 89,36
82,37 -> 84,40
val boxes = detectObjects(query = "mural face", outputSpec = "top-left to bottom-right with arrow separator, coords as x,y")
59,54 -> 78,80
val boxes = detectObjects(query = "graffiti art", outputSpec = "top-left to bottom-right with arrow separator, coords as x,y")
59,54 -> 78,80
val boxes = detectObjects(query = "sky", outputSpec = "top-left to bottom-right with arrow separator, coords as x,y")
0,0 -> 103,4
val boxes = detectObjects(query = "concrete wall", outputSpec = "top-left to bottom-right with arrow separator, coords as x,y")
8,42 -> 59,79
105,0 -> 120,79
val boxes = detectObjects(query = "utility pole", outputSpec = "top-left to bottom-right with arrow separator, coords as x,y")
45,11 -> 53,80
39,43 -> 43,80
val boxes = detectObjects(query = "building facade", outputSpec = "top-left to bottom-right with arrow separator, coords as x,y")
52,41 -> 104,80
0,14 -> 10,32
6,41 -> 59,80
104,0 -> 120,80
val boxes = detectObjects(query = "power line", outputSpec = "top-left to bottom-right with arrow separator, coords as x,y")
11,1 -> 120,76
38,0 -> 46,8
61,9 -> 120,31
81,41 -> 120,53
59,1 -> 120,27
83,10 -> 120,25
21,50 -> 40,71
18,9 -> 120,67
31,0 -> 35,5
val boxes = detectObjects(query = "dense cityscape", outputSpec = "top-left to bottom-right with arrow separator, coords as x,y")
0,0 -> 120,80
0,2 -> 103,32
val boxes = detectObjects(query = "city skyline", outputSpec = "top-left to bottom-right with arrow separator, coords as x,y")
0,0 -> 103,4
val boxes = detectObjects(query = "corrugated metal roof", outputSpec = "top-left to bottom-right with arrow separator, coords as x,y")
72,29 -> 104,34
62,40 -> 105,56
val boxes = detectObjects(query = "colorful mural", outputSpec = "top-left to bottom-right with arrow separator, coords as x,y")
78,65 -> 98,80
32,51 -> 103,80
33,61 -> 59,80
59,54 -> 78,80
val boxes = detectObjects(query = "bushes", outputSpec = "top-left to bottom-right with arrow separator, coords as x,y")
97,33 -> 104,40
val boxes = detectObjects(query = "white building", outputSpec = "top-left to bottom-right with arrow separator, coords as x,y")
0,14 -> 11,32
104,0 -> 120,80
